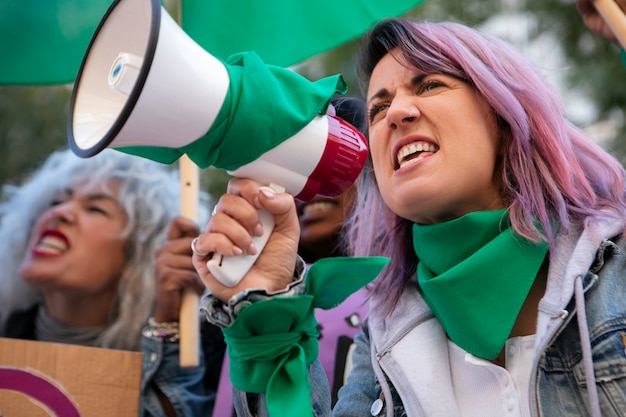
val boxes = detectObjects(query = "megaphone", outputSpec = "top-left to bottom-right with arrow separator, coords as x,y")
67,0 -> 368,287
68,0 -> 229,156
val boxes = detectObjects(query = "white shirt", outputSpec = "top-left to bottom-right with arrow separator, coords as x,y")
448,335 -> 536,417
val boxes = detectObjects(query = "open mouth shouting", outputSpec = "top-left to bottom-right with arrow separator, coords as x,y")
32,229 -> 69,256
396,141 -> 439,170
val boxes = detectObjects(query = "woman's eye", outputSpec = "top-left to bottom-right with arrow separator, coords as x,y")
418,80 -> 445,94
368,103 -> 388,122
49,199 -> 66,207
87,206 -> 108,215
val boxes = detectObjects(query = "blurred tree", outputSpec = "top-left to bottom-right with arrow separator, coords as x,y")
0,85 -> 70,186
527,0 -> 626,161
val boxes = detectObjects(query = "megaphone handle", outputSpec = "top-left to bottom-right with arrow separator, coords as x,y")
207,208 -> 275,287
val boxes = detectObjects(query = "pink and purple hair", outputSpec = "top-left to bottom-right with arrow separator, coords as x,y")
345,19 -> 626,315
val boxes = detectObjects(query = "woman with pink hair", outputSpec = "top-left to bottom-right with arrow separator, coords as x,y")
193,18 -> 626,417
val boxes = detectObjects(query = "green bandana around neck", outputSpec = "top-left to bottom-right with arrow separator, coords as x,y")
223,256 -> 389,417
413,209 -> 548,360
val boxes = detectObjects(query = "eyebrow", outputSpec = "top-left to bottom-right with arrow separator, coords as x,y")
367,74 -> 427,106
60,187 -> 119,206
85,193 -> 119,206
366,88 -> 390,107
58,187 -> 73,197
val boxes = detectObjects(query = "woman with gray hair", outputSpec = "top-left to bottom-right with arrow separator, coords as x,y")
0,147 -> 218,416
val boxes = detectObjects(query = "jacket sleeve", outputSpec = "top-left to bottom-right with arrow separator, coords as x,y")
331,325 -> 379,416
140,334 -> 215,417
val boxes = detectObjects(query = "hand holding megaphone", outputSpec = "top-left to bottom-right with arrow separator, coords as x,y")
193,178 -> 302,299
205,186 -> 280,287
206,111 -> 367,286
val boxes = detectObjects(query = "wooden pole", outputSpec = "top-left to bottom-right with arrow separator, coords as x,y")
594,0 -> 626,49
179,154 -> 200,368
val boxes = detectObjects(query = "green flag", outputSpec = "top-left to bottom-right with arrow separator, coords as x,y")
0,0 -> 111,85
1,0 -> 426,85
181,0 -> 426,66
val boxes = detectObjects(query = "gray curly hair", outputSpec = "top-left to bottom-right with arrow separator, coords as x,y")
0,148 -> 211,350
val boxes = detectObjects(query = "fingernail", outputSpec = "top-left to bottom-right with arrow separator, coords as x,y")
253,223 -> 264,237
259,186 -> 276,199
247,242 -> 257,255
233,246 -> 243,256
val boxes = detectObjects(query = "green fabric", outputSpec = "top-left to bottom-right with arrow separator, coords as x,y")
0,0 -> 111,85
1,0 -> 427,85
621,49 -> 626,67
181,0 -> 426,67
223,256 -> 389,417
119,51 -> 346,170
413,209 -> 548,360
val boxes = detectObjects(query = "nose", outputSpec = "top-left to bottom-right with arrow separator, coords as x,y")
46,201 -> 77,225
387,99 -> 420,130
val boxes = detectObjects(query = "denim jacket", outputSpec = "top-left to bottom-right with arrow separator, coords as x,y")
226,214 -> 626,417
141,334 -> 215,417
141,319 -> 225,417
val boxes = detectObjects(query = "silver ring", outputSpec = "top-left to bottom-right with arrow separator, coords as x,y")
191,237 -> 209,257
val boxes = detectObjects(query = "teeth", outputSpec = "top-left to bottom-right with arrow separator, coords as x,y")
397,142 -> 438,167
302,201 -> 336,215
35,235 -> 67,254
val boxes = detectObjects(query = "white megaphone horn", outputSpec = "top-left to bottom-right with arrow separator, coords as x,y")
68,0 -> 229,156
67,0 -> 368,288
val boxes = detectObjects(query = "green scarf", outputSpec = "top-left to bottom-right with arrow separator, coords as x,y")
413,209 -> 548,360
223,256 -> 389,417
